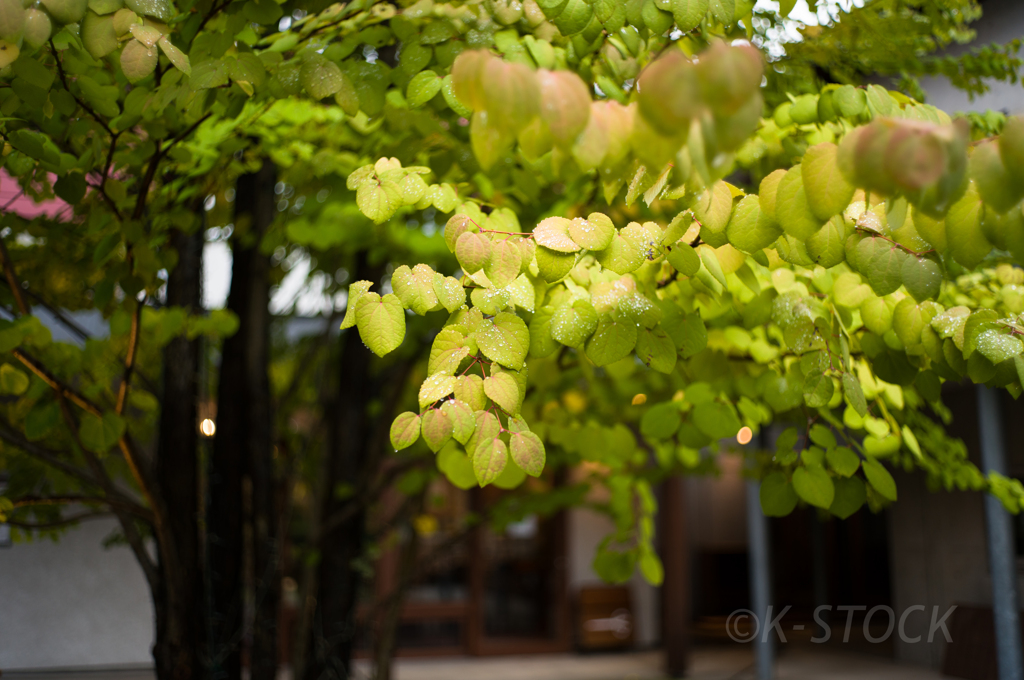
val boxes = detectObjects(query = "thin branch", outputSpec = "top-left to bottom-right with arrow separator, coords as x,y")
0,232 -> 28,314
6,510 -> 113,531
48,40 -> 115,138
160,113 -> 212,157
12,494 -> 152,520
115,299 -> 143,415
11,348 -> 101,416
0,417 -> 101,489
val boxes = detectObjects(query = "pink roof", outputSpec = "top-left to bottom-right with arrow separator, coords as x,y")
1,170 -> 70,220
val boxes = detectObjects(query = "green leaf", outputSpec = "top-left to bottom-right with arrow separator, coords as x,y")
441,400 -> 476,445
945,183 -> 992,270
484,239 -> 522,289
422,408 -> 454,452
692,401 -> 741,440
122,0 -> 168,20
640,402 -> 681,440
803,142 -> 855,221
473,437 -> 508,486
726,194 -> 781,254
671,0 -> 708,31
484,372 -> 520,414
803,369 -> 834,408
901,256 -> 942,302
760,471 -> 798,516
551,299 -> 599,347
568,213 -> 615,250
666,243 -> 701,275
42,0 -> 87,23
830,476 -> 866,519
535,245 -> 577,282
476,312 -> 529,370
533,216 -> 581,252
392,264 -> 439,315
25,400 -> 59,441
355,292 -> 406,357
708,0 -> 733,23
407,69 -> 442,108
301,54 -> 345,100
120,38 -> 156,83
455,375 -> 487,411
356,177 -> 402,224
455,231 -> 492,273
779,0 -> 796,17
826,446 -> 861,477
636,327 -> 677,373
190,59 -> 228,90
679,312 -> 707,358
596,227 -> 646,274
0,363 -> 28,395
156,36 -> 189,75
834,85 -> 866,118
433,274 -> 465,313
585,316 -> 638,366
976,329 -> 1023,365
861,458 -> 897,502
792,465 -> 835,509
390,412 -> 421,450
80,411 -> 126,453
842,373 -> 868,416
639,549 -> 664,586
340,281 -> 373,330
81,11 -> 117,58
428,330 -> 470,376
419,373 -> 457,409
510,430 -> 545,476
437,443 -> 477,490
775,166 -> 823,240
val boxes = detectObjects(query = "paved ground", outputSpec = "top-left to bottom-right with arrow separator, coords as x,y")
355,647 -> 953,680
2,648 -> 954,680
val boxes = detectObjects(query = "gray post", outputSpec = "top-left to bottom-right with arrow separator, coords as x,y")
746,476 -> 775,680
977,385 -> 1024,680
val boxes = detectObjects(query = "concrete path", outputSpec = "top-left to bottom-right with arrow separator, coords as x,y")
2,648 -> 955,680
350,647 -> 954,680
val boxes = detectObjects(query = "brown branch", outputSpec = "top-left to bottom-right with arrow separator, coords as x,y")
160,113 -> 212,157
115,299 -> 143,415
11,348 -> 102,416
48,40 -> 115,138
12,494 -> 152,520
0,232 -> 28,315
6,510 -> 113,531
0,417 -> 102,488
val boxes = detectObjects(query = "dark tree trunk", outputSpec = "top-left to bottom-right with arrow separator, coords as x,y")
301,259 -> 382,680
210,161 -> 278,680
153,227 -> 206,680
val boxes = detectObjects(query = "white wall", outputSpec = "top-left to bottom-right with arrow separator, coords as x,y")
920,0 -> 1024,115
0,518 -> 154,670
567,507 -> 659,647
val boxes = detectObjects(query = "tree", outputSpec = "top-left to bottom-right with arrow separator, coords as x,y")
1,0 -> 1023,677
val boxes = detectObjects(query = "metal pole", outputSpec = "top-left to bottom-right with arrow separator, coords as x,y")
977,385 -> 1024,680
746,472 -> 775,680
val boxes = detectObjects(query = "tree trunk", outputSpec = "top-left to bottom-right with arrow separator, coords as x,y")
301,259 -> 382,680
153,227 -> 206,680
210,161 -> 278,680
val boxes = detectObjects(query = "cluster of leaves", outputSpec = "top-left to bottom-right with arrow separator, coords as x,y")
2,0 -> 1023,593
344,39 -> 1024,560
